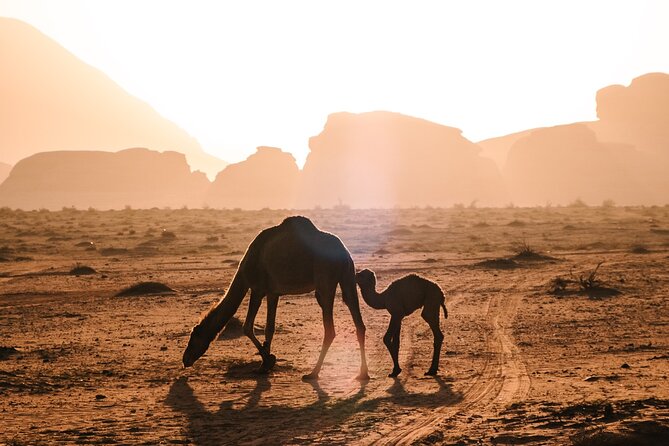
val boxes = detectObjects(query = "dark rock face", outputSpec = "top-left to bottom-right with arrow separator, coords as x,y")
0,148 -> 210,210
297,111 -> 507,208
0,17 -> 226,178
206,147 -> 299,209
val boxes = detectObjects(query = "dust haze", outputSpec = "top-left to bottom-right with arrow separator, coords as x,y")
1,13 -> 668,446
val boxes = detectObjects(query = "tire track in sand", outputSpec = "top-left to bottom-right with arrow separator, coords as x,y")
371,290 -> 530,445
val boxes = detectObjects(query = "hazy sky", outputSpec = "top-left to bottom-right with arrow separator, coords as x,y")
1,0 -> 668,165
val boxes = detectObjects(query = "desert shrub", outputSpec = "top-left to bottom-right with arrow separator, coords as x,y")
100,247 -> 128,256
161,229 -> 177,239
69,263 -> 97,275
549,262 -> 621,298
568,198 -> 588,208
601,199 -> 616,208
115,282 -> 175,297
514,240 -> 536,257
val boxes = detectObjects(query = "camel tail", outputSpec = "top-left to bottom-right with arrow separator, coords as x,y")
441,301 -> 448,319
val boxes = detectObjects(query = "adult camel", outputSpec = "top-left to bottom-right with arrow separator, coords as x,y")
182,216 -> 370,381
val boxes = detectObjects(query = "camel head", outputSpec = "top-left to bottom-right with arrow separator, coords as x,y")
355,268 -> 377,289
182,324 -> 211,367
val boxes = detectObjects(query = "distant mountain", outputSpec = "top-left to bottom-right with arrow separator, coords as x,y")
478,129 -> 534,171
478,72 -> 669,205
478,73 -> 669,172
0,148 -> 210,210
206,147 -> 299,209
504,124 -> 660,206
589,72 -> 669,155
0,162 -> 11,185
298,111 -> 507,208
0,17 -> 226,178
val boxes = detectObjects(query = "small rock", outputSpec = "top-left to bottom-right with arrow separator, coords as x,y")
95,394 -> 107,400
621,363 -> 631,369
160,346 -> 168,351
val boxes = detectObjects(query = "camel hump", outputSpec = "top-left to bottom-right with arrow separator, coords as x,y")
280,215 -> 319,232
404,274 -> 444,297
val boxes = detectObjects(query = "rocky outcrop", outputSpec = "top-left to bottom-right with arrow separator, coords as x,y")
297,111 -> 507,208
0,148 -> 210,210
205,147 -> 299,209
478,129 -> 534,171
0,18 -> 226,178
589,72 -> 669,155
503,124 -> 660,206
480,73 -> 669,205
0,162 -> 11,185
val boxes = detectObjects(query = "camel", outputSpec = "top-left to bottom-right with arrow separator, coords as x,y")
355,269 -> 447,377
182,216 -> 369,381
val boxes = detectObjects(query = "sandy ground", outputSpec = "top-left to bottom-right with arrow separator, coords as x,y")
1,206 -> 668,445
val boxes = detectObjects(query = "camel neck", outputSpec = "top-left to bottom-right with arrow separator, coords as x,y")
201,271 -> 249,341
358,284 -> 386,310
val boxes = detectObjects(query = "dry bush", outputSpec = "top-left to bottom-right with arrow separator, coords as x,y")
548,262 -> 621,298
69,263 -> 96,276
115,282 -> 175,297
161,229 -> 177,239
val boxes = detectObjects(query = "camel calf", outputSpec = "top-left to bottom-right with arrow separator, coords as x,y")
355,269 -> 447,377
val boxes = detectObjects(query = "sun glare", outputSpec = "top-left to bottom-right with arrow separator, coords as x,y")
1,0 -> 668,165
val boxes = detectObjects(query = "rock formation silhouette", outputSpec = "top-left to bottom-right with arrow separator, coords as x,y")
590,72 -> 669,155
0,162 -> 11,186
504,124 -> 648,206
0,17 -> 226,178
0,148 -> 209,210
480,73 -> 669,205
298,111 -> 508,208
205,147 -> 299,209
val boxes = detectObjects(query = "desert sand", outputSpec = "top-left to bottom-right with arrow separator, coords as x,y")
1,206 -> 668,445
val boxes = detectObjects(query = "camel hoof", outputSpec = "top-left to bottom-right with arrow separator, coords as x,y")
260,354 -> 277,371
355,372 -> 370,381
424,369 -> 438,376
302,373 -> 319,381
388,368 -> 402,378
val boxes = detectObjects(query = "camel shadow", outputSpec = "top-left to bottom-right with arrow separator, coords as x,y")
166,373 -> 368,445
385,375 -> 461,408
166,371 -> 461,445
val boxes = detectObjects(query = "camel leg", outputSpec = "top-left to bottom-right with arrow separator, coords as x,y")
243,289 -> 273,373
386,315 -> 403,377
342,282 -> 370,381
302,289 -> 336,381
422,307 -> 444,376
259,294 -> 279,372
